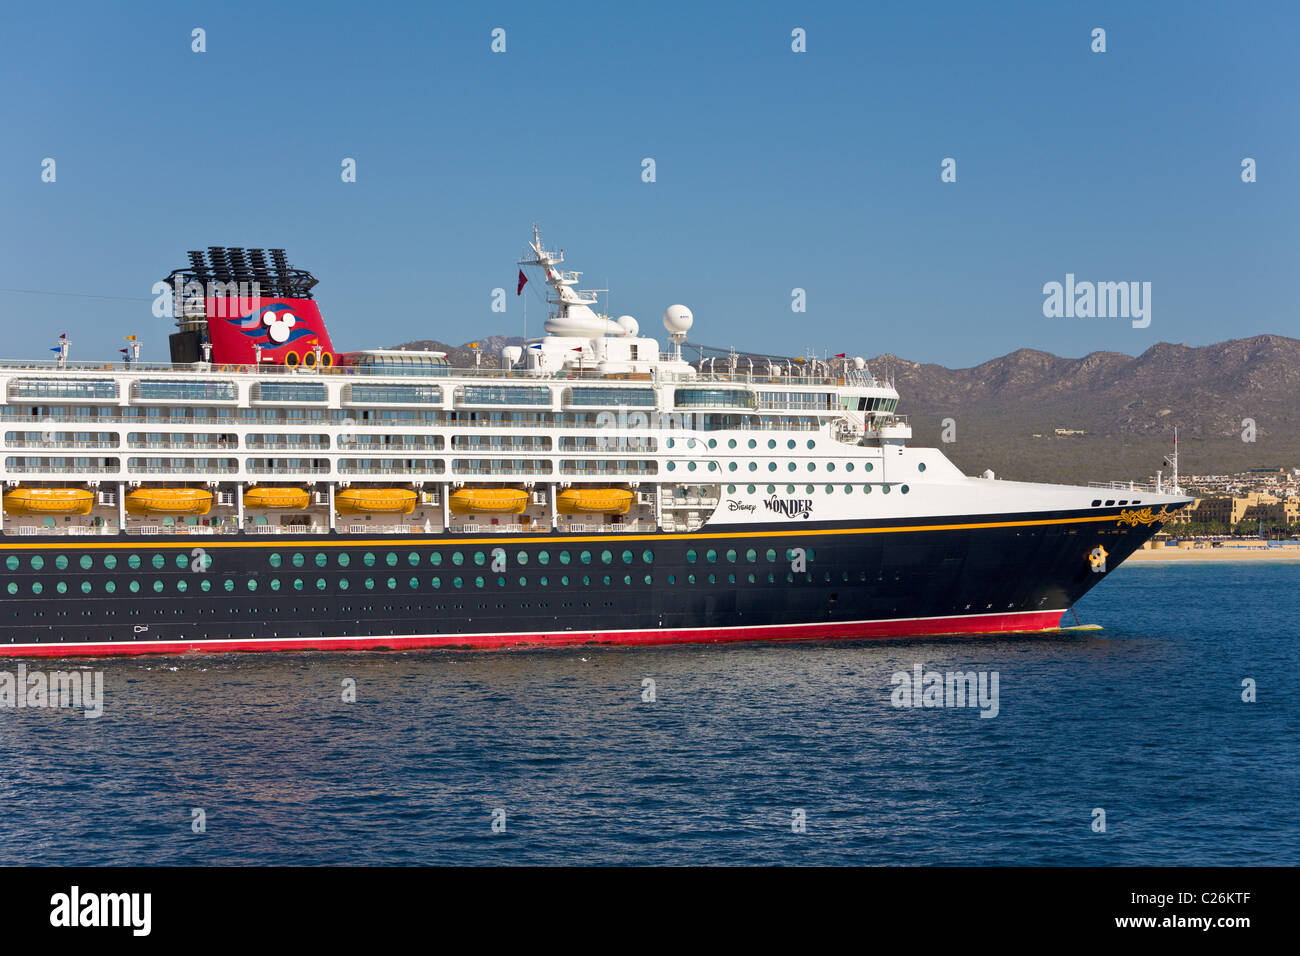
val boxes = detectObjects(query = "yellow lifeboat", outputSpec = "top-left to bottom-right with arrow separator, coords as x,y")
125,488 -> 213,515
3,487 -> 95,516
556,487 -> 634,515
243,486 -> 310,510
335,487 -> 417,515
448,488 -> 529,515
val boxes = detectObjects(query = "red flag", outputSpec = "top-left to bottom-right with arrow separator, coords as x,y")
516,269 -> 528,295
834,352 -> 846,358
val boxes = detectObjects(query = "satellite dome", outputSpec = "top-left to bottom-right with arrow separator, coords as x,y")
663,304 -> 693,335
852,356 -> 866,370
616,315 -> 639,336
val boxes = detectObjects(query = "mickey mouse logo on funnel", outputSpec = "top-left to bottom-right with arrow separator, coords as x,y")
261,309 -> 297,343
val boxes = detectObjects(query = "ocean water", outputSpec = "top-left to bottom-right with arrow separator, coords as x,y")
0,563 -> 1295,866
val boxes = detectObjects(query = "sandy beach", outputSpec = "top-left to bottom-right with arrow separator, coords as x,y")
1127,546 -> 1300,563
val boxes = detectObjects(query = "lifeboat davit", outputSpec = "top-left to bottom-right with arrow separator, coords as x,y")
244,486 -> 310,510
125,488 -> 213,515
448,488 -> 529,515
335,488 -> 417,515
556,488 -> 634,515
3,487 -> 95,516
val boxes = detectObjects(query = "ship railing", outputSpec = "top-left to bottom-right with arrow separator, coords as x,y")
0,358 -> 879,389
1087,480 -> 1164,494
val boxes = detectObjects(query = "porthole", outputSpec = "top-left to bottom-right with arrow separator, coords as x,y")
686,549 -> 697,563
667,462 -> 676,471
4,557 -> 16,571
453,577 -> 463,589
844,485 -> 852,494
807,440 -> 815,449
318,553 -> 330,568
748,462 -> 757,471
474,576 -> 484,588
901,485 -> 910,494
79,555 -> 93,570
452,552 -> 464,566
539,576 -> 549,587
865,462 -> 874,472
363,552 -> 376,567
826,463 -> 835,472
559,551 -> 571,565
32,582 -> 43,594
384,553 -> 397,567
474,551 -> 486,566
748,439 -> 757,448
270,579 -> 281,592
728,462 -> 737,471
706,549 -> 717,563
766,549 -> 777,562
882,484 -> 891,494
746,484 -> 755,493
667,438 -> 675,449
707,462 -> 717,471
845,463 -> 854,472
293,578 -> 304,591
198,579 -> 209,593
621,550 -> 633,564
5,583 -> 16,595
864,484 -> 872,494
81,581 -> 92,594
787,463 -> 796,472
55,555 -> 68,570
270,553 -> 283,568
726,549 -> 737,563
580,550 -> 592,565
151,554 -> 165,569
433,577 -> 443,589
768,462 -> 777,471
642,550 -> 653,564
247,579 -> 257,591
127,554 -> 140,570
107,581 -> 118,593
104,555 -> 117,569
707,439 -> 716,448
430,552 -> 442,566
918,462 -> 927,472
339,579 -> 349,590
539,551 -> 551,565
317,578 -> 327,590
687,462 -> 697,472
365,578 -> 375,590
768,439 -> 777,449
806,485 -> 814,494
293,553 -> 306,568
787,439 -> 796,449
175,553 -> 189,570
223,579 -> 233,592
600,550 -> 613,565
728,439 -> 737,448
386,577 -> 397,590
825,485 -> 834,494
338,553 -> 351,567
516,551 -> 529,565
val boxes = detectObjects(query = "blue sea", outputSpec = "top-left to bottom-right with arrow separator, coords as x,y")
1,563 -> 1295,865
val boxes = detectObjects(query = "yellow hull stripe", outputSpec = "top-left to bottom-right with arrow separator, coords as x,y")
0,512 -> 1127,551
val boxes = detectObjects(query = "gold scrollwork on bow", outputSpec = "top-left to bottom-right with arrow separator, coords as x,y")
1116,505 -> 1172,526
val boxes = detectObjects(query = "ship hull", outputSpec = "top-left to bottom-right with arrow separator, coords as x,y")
0,506 -> 1172,657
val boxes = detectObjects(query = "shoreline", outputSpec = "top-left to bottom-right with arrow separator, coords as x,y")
1126,547 -> 1300,563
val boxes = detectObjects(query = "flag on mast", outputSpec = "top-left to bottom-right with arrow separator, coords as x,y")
516,269 -> 528,295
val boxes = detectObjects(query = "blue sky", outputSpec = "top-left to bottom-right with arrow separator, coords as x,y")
1,0 -> 1296,367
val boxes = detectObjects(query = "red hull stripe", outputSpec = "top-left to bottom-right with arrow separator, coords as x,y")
0,609 -> 1066,658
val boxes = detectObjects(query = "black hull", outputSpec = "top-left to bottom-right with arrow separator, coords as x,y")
0,507 -> 1173,655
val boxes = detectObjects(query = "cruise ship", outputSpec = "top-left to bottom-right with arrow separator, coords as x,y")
0,230 -> 1191,656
